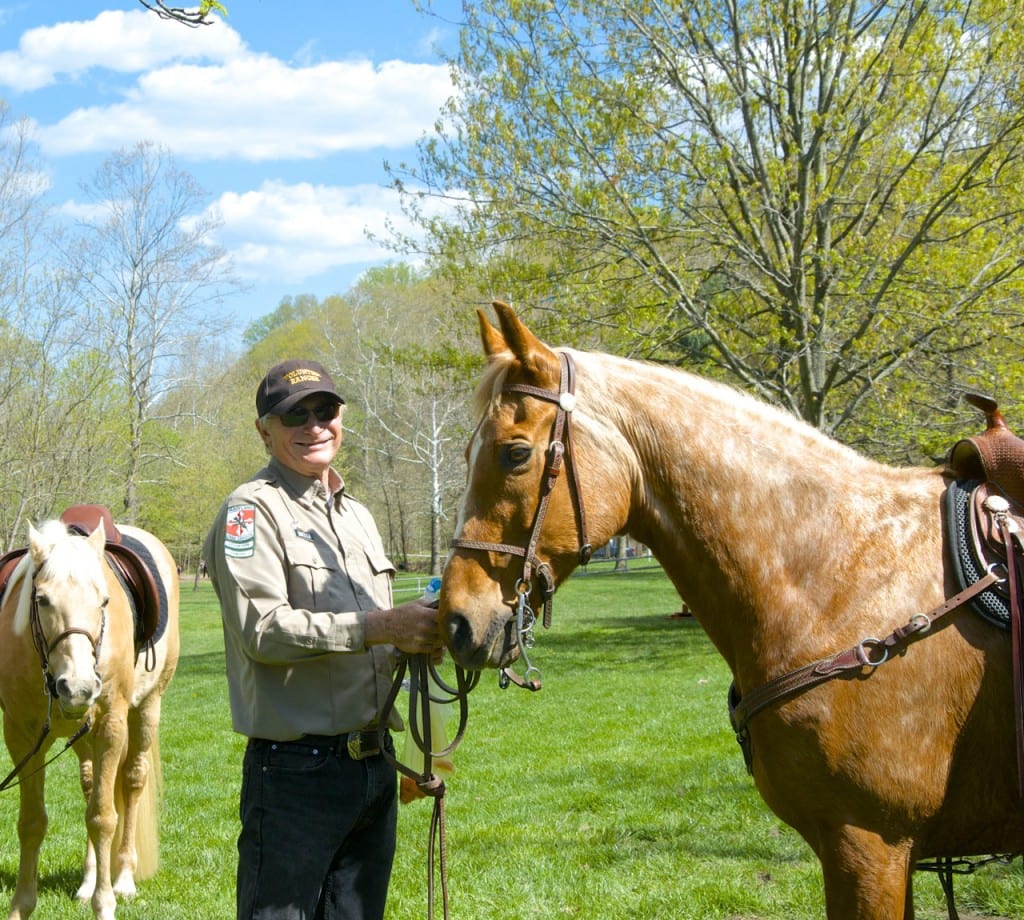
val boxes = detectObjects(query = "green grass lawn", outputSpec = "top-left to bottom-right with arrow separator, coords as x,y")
0,564 -> 1020,918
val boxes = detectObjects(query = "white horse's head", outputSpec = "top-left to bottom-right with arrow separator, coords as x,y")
20,520 -> 108,717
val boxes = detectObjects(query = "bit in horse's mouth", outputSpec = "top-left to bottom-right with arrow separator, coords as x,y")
489,611 -> 521,668
464,613 -> 517,670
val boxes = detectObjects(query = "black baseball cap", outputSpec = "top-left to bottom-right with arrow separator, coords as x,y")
256,360 -> 345,417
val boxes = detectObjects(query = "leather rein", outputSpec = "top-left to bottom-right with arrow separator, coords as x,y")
371,352 -> 592,919
449,351 -> 593,691
376,652 -> 478,920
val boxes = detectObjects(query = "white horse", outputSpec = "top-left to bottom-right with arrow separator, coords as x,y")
0,516 -> 180,919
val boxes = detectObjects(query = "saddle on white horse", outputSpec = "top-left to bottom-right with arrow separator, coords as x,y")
0,504 -> 167,651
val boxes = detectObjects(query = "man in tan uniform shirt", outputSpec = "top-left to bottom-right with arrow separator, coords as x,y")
204,359 -> 443,920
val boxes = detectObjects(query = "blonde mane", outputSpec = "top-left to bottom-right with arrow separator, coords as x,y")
473,343 -> 881,477
7,553 -> 36,637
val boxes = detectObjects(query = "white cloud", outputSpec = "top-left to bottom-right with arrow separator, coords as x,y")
1,6 -> 460,301
0,9 -> 242,91
209,180 -> 450,283
37,55 -> 454,160
1,9 -> 454,161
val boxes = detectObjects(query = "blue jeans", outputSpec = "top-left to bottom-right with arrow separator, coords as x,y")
237,733 -> 398,920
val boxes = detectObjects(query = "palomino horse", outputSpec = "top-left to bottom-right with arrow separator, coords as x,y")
0,516 -> 180,920
439,302 -> 1024,919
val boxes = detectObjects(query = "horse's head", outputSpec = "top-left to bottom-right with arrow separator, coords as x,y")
440,302 -> 631,674
23,520 -> 108,717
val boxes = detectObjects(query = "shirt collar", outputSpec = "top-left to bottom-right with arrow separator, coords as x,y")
268,457 -> 345,505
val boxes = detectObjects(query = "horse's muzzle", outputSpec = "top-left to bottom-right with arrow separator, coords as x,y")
444,609 -> 519,670
54,672 -> 101,717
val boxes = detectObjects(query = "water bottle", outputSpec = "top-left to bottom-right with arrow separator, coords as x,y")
420,576 -> 442,607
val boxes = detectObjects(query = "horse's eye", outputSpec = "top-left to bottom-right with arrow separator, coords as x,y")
501,443 -> 533,470
101,596 -> 110,609
35,593 -> 50,608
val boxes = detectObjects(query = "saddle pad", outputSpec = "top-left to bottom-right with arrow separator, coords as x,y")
946,478 -> 1013,630
111,533 -> 168,647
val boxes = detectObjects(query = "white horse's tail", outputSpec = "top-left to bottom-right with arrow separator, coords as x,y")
112,733 -> 162,883
134,736 -> 162,880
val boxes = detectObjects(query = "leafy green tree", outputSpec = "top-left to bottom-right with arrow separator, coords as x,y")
395,0 -> 1024,455
0,106 -> 134,546
322,266 -> 480,572
60,141 -> 239,523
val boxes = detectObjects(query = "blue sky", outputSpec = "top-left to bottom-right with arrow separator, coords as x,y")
0,0 -> 463,337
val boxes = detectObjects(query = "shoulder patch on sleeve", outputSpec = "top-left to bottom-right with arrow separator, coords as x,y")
224,504 -> 256,558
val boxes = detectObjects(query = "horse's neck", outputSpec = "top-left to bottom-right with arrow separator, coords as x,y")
584,355 -> 943,669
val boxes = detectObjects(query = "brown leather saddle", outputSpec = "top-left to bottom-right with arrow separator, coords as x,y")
948,393 -> 1024,507
0,504 -> 165,650
945,394 -> 1024,798
945,393 -> 1024,629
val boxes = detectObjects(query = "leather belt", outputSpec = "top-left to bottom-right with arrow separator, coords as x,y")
345,730 -> 382,760
266,730 -> 385,761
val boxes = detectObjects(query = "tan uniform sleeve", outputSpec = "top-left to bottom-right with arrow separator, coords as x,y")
204,487 -> 369,664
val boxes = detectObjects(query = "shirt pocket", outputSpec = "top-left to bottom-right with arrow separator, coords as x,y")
284,537 -> 337,611
368,549 -> 396,599
366,549 -> 397,580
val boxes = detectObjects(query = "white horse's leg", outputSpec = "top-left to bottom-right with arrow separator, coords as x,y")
7,768 -> 46,920
85,711 -> 128,920
74,741 -> 97,901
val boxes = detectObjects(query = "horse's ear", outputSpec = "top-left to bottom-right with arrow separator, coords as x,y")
28,522 -> 50,567
87,520 -> 106,555
478,307 -> 507,358
489,300 -> 560,381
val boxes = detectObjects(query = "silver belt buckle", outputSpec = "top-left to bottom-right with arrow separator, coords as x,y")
347,731 -> 379,760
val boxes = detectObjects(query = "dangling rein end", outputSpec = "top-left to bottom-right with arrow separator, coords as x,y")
417,773 -> 446,797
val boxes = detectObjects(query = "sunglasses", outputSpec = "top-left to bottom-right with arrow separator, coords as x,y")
276,402 -> 342,427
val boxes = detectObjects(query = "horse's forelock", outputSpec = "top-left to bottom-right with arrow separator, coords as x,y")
472,350 -> 516,421
11,521 -> 106,637
20,521 -> 106,625
41,526 -> 104,585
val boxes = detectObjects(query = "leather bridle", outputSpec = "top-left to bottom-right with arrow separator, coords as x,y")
450,351 -> 593,690
29,583 -> 106,701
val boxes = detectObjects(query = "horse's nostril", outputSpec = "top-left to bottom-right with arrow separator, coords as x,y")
444,612 -> 473,651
